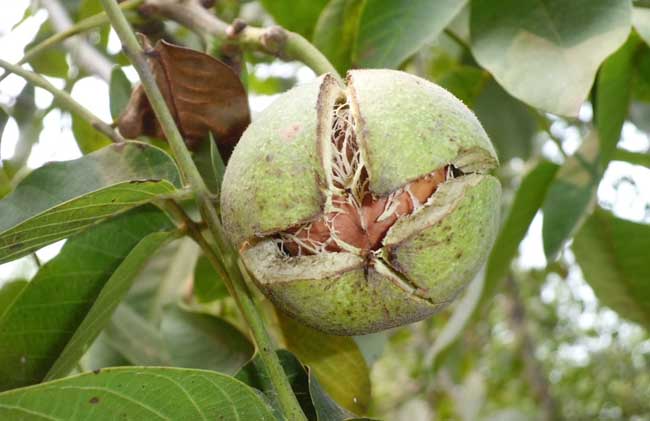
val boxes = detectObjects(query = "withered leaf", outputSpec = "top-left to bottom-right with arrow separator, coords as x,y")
118,38 -> 250,160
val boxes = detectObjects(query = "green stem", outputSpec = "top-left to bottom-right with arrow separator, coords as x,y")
20,0 -> 144,68
443,28 -> 470,52
101,1 -> 306,419
0,59 -> 123,143
236,27 -> 342,82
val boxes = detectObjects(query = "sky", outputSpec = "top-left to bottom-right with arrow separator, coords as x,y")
1,0 -> 649,365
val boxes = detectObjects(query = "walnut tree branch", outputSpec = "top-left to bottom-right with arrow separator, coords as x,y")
143,0 -> 343,82
0,59 -> 123,143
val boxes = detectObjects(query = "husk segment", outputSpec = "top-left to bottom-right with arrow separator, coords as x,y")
242,241 -> 443,335
383,174 -> 501,303
347,69 -> 498,195
220,75 -> 344,248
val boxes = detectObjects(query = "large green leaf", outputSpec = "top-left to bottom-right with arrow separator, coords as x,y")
471,0 -> 631,116
45,230 -> 175,380
573,208 -> 650,328
161,306 -> 253,374
0,367 -> 275,420
543,35 -> 637,260
354,0 -> 466,69
261,0 -> 329,38
278,314 -> 370,415
0,142 -> 180,264
0,207 -> 173,391
313,0 -> 365,75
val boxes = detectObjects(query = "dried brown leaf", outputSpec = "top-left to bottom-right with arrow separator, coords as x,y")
118,37 -> 250,160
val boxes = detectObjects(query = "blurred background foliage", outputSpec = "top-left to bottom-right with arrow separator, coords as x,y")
1,0 -> 650,420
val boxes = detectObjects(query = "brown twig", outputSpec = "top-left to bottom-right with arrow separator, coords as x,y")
143,0 -> 342,82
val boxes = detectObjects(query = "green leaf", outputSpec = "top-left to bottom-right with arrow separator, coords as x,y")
543,35 -> 638,260
488,160 -> 559,294
0,142 -> 180,264
109,67 -> 132,122
542,132 -> 600,260
313,0 -> 365,74
632,44 -> 650,102
278,314 -> 370,415
45,230 -> 175,380
596,34 -> 639,162
237,350 -> 318,420
193,254 -> 229,303
354,0 -> 466,68
0,207 -> 173,391
125,238 -> 200,322
161,306 -> 253,374
103,304 -> 171,366
25,22 -> 69,78
473,80 -> 538,161
193,133 -> 226,195
78,0 -> 109,48
0,367 -> 276,420
309,370 -> 374,421
633,7 -> 650,46
471,0 -> 631,116
71,113 -> 113,154
79,333 -> 129,372
0,280 -> 28,319
261,0 -> 329,38
595,34 -> 640,158
612,148 -> 650,167
573,208 -> 650,328
435,66 -> 488,108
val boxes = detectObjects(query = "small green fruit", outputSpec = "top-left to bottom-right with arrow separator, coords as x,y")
221,69 -> 500,335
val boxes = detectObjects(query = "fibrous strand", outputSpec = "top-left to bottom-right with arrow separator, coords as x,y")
278,99 -> 448,257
